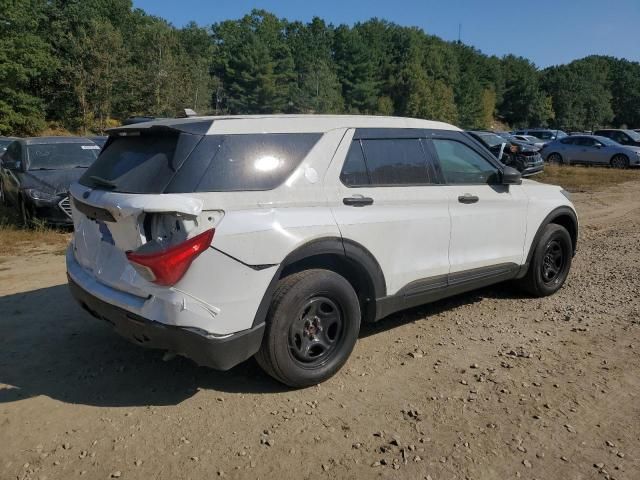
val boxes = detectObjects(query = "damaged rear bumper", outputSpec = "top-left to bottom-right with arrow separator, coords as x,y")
68,276 -> 265,371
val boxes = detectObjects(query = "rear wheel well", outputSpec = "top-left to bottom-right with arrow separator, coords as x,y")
281,254 -> 377,323
549,214 -> 577,254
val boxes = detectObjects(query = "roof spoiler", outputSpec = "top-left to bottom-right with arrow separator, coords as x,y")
107,118 -> 213,136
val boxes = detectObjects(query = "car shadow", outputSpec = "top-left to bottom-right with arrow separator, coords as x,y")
360,281 -> 528,338
0,281 -> 528,407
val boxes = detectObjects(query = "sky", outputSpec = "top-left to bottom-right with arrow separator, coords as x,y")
132,0 -> 640,68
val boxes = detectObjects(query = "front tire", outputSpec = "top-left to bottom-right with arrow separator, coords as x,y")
520,224 -> 572,297
547,153 -> 564,165
610,154 -> 628,169
0,179 -> 6,206
255,269 -> 361,388
19,197 -> 33,228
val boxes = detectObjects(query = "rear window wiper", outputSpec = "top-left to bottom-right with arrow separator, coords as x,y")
89,176 -> 117,189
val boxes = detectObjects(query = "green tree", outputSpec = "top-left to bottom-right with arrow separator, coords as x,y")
0,0 -> 57,135
212,10 -> 295,113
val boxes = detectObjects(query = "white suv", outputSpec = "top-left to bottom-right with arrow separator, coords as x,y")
66,115 -> 578,387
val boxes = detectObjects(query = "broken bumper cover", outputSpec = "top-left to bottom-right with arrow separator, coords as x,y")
68,276 -> 265,371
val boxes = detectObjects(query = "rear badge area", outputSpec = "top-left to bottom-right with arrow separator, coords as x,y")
98,221 -> 115,245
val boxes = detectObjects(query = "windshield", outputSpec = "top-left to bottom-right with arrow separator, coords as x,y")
624,130 -> 640,141
27,143 -> 100,170
475,133 -> 505,148
0,140 -> 13,151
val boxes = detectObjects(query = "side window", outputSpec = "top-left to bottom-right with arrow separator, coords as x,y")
195,133 -> 321,192
611,132 -> 625,144
560,138 -> 574,145
340,141 -> 369,187
360,138 -> 431,186
432,139 -> 499,185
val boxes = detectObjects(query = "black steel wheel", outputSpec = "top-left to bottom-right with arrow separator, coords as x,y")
541,239 -> 565,284
288,296 -> 345,367
520,223 -> 573,297
256,269 -> 361,388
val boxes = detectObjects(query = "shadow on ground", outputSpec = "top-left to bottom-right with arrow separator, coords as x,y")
0,281 -> 526,407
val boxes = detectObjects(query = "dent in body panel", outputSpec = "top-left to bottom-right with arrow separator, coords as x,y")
212,207 -> 343,266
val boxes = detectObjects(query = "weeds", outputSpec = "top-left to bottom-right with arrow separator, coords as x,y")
0,205 -> 70,257
535,164 -> 640,192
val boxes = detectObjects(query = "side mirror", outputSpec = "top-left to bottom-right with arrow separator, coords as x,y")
502,166 -> 522,185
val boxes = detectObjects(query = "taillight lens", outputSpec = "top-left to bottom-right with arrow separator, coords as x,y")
126,229 -> 214,286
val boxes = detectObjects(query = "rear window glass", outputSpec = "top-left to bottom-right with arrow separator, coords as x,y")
80,132 -> 200,193
28,143 -> 99,170
193,133 -> 321,192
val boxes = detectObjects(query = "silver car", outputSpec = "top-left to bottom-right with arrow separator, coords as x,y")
541,135 -> 640,168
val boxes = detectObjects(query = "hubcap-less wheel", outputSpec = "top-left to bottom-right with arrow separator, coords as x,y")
541,239 -> 565,284
289,297 -> 343,367
611,155 -> 627,169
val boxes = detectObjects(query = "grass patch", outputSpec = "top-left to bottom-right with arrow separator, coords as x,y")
536,164 -> 640,192
0,205 -> 70,257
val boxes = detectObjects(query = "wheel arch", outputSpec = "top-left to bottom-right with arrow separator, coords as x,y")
251,237 -> 386,328
524,206 -> 578,268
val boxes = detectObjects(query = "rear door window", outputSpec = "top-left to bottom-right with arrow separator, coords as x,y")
360,138 -> 432,186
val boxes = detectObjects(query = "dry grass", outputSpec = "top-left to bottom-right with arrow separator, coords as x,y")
536,164 -> 640,192
0,205 -> 70,257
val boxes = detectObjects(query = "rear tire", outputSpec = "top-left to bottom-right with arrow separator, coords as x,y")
610,154 -> 628,169
520,224 -> 572,297
255,269 -> 361,388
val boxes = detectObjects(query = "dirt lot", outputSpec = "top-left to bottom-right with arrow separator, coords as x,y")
1,175 -> 639,480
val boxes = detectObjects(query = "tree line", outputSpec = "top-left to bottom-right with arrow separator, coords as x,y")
2,1 -> 639,136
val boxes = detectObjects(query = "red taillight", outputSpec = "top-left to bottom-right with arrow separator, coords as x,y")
126,229 -> 214,286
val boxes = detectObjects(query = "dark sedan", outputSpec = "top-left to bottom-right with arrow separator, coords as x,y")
0,137 -> 100,226
467,130 -> 544,176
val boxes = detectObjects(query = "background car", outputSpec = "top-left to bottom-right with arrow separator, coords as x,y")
467,130 -> 544,176
540,135 -> 640,168
513,129 -> 568,142
0,137 -> 101,226
511,134 -> 547,149
593,129 -> 640,147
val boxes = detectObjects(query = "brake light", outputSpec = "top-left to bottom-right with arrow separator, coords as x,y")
126,229 -> 214,286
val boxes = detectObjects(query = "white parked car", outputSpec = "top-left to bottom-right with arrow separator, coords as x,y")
66,115 -> 578,387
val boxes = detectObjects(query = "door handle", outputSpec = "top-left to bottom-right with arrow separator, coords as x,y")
343,195 -> 374,207
458,194 -> 479,204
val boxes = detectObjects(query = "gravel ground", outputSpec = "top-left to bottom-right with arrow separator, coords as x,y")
1,180 -> 639,480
